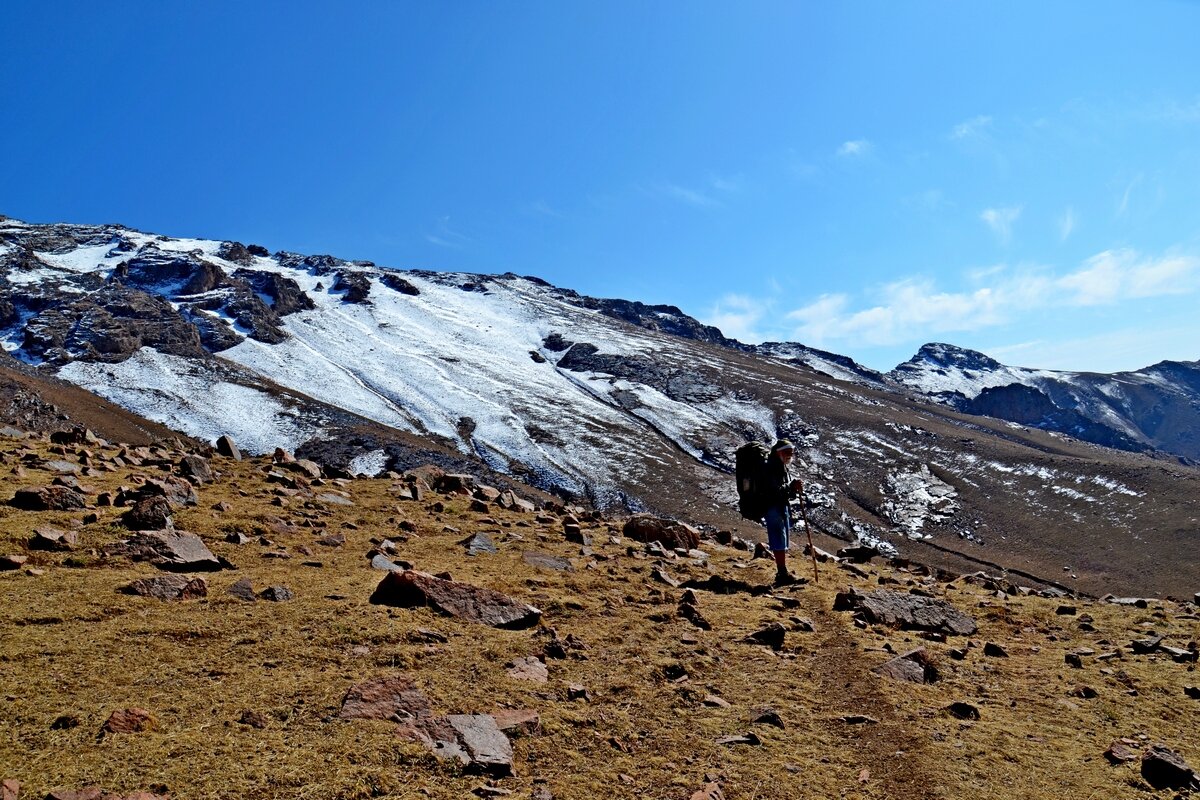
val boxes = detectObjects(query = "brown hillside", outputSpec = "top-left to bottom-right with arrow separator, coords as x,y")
1,429 -> 1198,799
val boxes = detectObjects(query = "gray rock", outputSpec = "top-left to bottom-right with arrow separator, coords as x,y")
228,577 -> 256,601
370,553 -> 405,572
316,493 -> 354,506
461,532 -> 497,556
215,435 -> 241,460
121,496 -> 173,530
522,551 -> 573,572
259,586 -> 293,601
122,575 -> 207,600
178,455 -> 212,483
833,588 -> 977,635
744,622 -> 786,650
441,714 -> 514,777
106,530 -> 225,572
622,515 -> 700,550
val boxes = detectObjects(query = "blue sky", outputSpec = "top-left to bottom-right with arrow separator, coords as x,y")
3,2 -> 1200,373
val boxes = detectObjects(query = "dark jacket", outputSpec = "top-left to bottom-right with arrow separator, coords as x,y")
762,453 -> 794,510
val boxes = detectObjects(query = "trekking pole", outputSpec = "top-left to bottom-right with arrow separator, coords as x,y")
797,479 -> 819,583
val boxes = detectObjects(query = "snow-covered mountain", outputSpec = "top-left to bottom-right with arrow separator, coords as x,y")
2,216 -> 1198,597
891,343 -> 1200,462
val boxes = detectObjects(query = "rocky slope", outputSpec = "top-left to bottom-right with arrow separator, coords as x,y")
1,217 -> 1198,598
890,343 -> 1200,463
1,426 -> 1198,799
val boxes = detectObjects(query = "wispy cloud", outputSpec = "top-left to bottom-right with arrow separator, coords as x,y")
779,248 -> 1199,348
980,205 -> 1022,244
708,173 -> 744,193
950,114 -> 993,140
1117,173 -> 1143,217
837,139 -> 871,157
425,216 -> 470,249
524,199 -> 563,219
648,182 -> 721,208
1058,206 -> 1077,241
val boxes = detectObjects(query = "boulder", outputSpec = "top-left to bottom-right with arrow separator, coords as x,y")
1141,745 -> 1197,790
138,477 -> 199,507
622,515 -> 701,550
215,435 -> 241,460
283,459 -> 322,480
121,497 -> 173,530
121,575 -> 208,600
369,570 -> 541,629
439,714 -> 514,777
833,589 -> 977,635
873,648 -> 939,684
433,474 -> 475,495
228,577 -> 257,601
10,486 -> 87,511
105,530 -> 225,572
259,586 -> 294,602
29,526 -> 79,551
178,455 -> 212,483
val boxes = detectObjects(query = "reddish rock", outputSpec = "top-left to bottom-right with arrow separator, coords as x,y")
1105,741 -> 1139,764
237,709 -> 269,729
101,707 -> 157,734
10,486 -> 87,511
622,515 -> 700,550
138,477 -> 198,507
490,708 -> 540,738
29,526 -> 79,551
744,622 -> 786,651
339,675 -> 432,721
690,783 -> 726,800
433,473 -> 475,495
1,779 -> 18,800
369,570 -> 542,629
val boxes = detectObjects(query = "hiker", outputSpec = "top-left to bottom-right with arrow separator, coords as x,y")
763,439 -> 804,585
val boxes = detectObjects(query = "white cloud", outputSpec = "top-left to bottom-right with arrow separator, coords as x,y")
525,199 -> 563,218
1058,206 -> 1077,241
1056,249 -> 1199,306
837,139 -> 871,157
777,248 -> 1199,348
704,294 -> 769,343
709,173 -> 744,193
980,205 -> 1022,243
950,114 -> 992,140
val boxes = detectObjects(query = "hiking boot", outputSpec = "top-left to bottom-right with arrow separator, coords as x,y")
773,571 -> 799,587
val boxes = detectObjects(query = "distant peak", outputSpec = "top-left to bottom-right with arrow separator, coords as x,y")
904,342 -> 1004,372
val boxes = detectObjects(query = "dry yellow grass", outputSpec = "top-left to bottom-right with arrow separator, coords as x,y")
1,434 -> 1198,799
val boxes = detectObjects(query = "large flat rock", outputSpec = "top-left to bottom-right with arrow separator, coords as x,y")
370,569 -> 541,629
835,589 -> 977,635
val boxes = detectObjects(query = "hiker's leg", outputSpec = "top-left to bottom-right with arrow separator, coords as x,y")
765,506 -> 790,573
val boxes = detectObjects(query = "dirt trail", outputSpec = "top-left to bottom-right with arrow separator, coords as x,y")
806,602 -> 942,800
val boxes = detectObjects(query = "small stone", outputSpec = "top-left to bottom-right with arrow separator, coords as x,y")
29,526 -> 78,551
489,708 -> 540,738
1184,686 -> 1200,700
873,648 -> 939,684
228,577 -> 256,601
50,714 -> 81,730
946,702 -> 980,720
101,707 -> 157,734
703,695 -> 732,708
1065,652 -> 1083,668
259,586 -> 294,602
1056,605 -> 1077,616
714,732 -> 761,746
0,779 -> 17,800
1105,741 -> 1139,764
461,532 -> 497,556
566,684 -> 590,701
237,709 -> 269,729
122,575 -> 207,600
982,642 -> 1008,658
0,554 -> 28,571
839,714 -> 879,725
505,656 -> 549,683
750,708 -> 785,728
744,622 -> 786,651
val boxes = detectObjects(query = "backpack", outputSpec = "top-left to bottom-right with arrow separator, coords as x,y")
734,441 -> 771,520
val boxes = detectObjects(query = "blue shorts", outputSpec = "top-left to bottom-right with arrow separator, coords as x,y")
765,505 -> 790,552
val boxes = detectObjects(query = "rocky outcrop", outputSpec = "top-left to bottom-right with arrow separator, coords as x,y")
622,515 -> 701,551
105,530 -> 226,572
233,269 -> 315,315
834,588 -> 977,635
369,569 -> 542,629
332,271 -> 371,304
556,343 -> 722,402
22,284 -> 207,365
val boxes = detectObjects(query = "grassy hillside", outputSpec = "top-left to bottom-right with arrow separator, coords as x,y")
1,430 -> 1198,799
